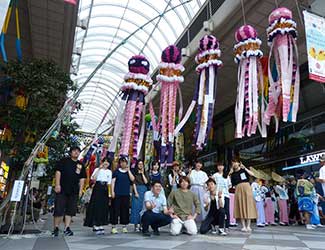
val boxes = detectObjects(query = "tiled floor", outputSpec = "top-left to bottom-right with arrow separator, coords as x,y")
0,215 -> 324,250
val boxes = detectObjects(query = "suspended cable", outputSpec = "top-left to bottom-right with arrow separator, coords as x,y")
240,0 -> 246,25
295,0 -> 304,26
108,0 -> 130,51
139,0 -> 173,54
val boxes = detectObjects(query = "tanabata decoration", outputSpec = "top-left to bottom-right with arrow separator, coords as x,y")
149,45 -> 184,167
234,25 -> 267,138
175,35 -> 222,151
265,7 -> 300,131
144,114 -> 154,171
174,130 -> 184,163
108,55 -> 152,167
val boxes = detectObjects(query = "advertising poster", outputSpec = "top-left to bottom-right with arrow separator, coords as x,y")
303,10 -> 325,83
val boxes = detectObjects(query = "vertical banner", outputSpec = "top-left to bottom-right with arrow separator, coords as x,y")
303,10 -> 325,83
64,0 -> 77,5
0,0 -> 10,31
10,180 -> 24,202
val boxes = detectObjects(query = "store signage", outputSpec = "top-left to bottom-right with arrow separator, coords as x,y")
303,11 -> 325,83
0,1 -> 10,31
10,180 -> 24,202
300,152 -> 325,164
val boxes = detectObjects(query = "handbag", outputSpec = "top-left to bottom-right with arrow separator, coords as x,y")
298,197 -> 314,212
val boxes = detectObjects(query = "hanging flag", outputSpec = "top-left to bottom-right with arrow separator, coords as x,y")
0,0 -> 10,31
64,0 -> 77,5
303,10 -> 325,83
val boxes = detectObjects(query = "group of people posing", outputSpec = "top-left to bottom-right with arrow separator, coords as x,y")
52,146 -> 325,237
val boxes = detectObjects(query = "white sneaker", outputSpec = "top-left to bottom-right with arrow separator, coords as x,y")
306,224 -> 316,230
316,224 -> 325,228
218,228 -> 227,236
211,229 -> 217,234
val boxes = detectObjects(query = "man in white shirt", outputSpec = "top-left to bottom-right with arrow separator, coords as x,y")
318,155 -> 325,196
141,181 -> 173,236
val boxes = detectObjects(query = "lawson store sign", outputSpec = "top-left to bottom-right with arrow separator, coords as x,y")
300,152 -> 325,164
282,151 -> 325,171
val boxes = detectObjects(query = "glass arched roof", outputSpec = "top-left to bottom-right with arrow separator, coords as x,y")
71,0 -> 207,133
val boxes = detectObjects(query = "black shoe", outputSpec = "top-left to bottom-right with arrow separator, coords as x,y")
152,229 -> 160,236
142,231 -> 151,237
52,227 -> 59,237
64,227 -> 74,236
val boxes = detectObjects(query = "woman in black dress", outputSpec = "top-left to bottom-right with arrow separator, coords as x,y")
84,158 -> 112,235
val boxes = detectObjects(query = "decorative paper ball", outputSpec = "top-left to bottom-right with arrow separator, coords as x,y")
145,113 -> 152,122
161,45 -> 181,64
235,25 -> 258,42
269,7 -> 292,24
98,136 -> 104,144
70,135 -> 79,143
128,55 -> 150,74
199,35 -> 219,52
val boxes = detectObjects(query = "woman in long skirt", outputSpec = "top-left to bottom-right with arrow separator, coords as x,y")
229,160 -> 257,232
130,160 -> 149,232
189,160 -> 208,221
84,158 -> 112,235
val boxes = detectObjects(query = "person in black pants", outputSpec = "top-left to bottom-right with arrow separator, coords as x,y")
111,157 -> 135,234
212,162 -> 231,232
200,178 -> 227,236
141,181 -> 173,236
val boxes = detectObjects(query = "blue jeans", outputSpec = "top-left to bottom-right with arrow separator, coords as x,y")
141,210 -> 172,232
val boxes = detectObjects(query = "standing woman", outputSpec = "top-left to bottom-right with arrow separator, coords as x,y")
149,161 -> 162,184
130,160 -> 149,232
84,158 -> 112,235
111,157 -> 135,234
212,162 -> 231,231
274,182 -> 289,225
168,161 -> 186,191
262,180 -> 276,226
229,160 -> 257,232
188,160 -> 209,221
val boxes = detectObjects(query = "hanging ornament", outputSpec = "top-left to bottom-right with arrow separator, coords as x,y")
265,7 -> 300,131
144,114 -> 154,171
174,129 -> 185,163
175,35 -> 222,151
108,55 -> 152,167
149,45 -> 184,167
234,25 -> 267,138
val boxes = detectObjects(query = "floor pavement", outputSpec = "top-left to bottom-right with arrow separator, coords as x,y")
0,214 -> 324,250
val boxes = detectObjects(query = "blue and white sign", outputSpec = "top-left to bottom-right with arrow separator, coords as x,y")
303,10 -> 325,83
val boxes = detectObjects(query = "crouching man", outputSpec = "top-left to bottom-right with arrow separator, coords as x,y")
141,181 -> 173,236
200,178 -> 227,235
168,176 -> 201,235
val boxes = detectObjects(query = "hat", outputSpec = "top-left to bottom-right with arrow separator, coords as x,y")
272,172 -> 286,183
250,167 -> 264,180
320,155 -> 325,163
69,146 -> 81,153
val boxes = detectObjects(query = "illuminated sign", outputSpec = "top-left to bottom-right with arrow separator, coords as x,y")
300,152 -> 325,164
